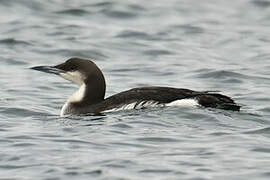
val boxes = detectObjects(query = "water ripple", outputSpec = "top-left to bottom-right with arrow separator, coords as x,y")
101,9 -> 137,19
251,0 -> 270,8
0,38 -> 32,46
55,9 -> 90,16
243,127 -> 270,135
195,70 -> 245,79
136,137 -> 180,143
116,30 -> 152,39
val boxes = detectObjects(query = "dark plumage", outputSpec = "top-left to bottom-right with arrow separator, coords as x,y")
31,58 -> 240,116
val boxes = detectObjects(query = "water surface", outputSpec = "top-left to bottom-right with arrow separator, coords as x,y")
1,0 -> 270,179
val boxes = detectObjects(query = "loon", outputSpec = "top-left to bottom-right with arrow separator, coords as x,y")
31,58 -> 240,116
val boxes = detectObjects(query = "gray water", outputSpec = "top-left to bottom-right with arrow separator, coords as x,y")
1,0 -> 270,179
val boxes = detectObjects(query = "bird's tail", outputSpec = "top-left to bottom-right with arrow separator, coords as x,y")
217,103 -> 241,111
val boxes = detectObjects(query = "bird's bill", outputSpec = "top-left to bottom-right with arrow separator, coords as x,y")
30,66 -> 65,75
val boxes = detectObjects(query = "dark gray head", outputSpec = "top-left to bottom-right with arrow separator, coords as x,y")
31,58 -> 106,105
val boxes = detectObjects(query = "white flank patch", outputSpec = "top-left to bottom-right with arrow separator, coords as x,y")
103,99 -> 199,113
166,99 -> 199,107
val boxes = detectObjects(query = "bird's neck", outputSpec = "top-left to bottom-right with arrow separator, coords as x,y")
60,82 -> 106,116
69,82 -> 105,105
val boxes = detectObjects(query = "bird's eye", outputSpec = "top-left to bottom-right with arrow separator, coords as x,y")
70,66 -> 76,71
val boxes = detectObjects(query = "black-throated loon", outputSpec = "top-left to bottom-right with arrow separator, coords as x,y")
31,58 -> 240,116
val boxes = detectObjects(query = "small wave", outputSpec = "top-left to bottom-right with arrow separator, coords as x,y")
196,70 -> 245,79
194,69 -> 270,82
84,169 -> 102,176
139,169 -> 173,174
101,9 -> 137,19
1,107 -> 49,117
12,143 -> 36,147
0,38 -> 32,46
1,58 -> 27,65
251,0 -> 270,8
88,2 -> 113,8
136,137 -> 179,143
55,9 -> 90,16
128,4 -> 145,11
35,49 -> 107,60
0,164 -> 41,170
207,132 -> 231,136
116,30 -> 151,39
143,49 -> 173,56
171,24 -> 204,34
111,123 -> 133,129
251,147 -> 270,153
129,120 -> 173,128
243,127 -> 270,134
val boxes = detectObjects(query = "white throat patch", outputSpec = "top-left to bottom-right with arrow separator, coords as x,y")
68,83 -> 86,103
59,71 -> 84,86
60,83 -> 86,117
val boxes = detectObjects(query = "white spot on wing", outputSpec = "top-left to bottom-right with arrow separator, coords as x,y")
102,101 -> 162,113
